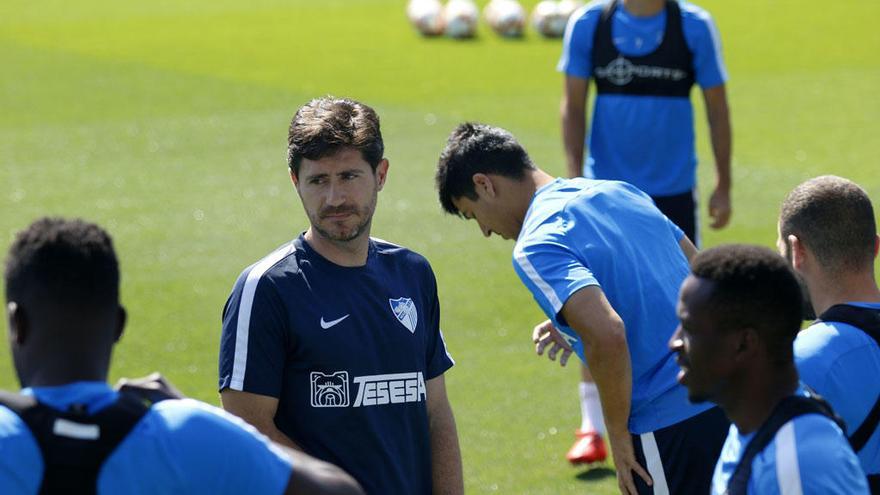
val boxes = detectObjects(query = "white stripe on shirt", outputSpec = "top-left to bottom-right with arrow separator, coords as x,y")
774,422 -> 804,495
230,243 -> 296,390
513,246 -> 564,314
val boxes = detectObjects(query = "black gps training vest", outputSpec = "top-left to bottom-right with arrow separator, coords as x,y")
592,0 -> 695,97
0,391 -> 150,495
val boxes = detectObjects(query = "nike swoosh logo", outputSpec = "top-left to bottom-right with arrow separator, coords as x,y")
320,314 -> 350,329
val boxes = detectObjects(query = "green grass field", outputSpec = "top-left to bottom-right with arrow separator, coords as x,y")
1,1 -> 878,492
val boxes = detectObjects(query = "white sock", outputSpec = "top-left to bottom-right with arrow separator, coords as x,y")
579,382 -> 605,435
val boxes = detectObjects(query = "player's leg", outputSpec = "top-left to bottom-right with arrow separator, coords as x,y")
651,190 -> 699,248
631,407 -> 729,494
566,364 -> 607,465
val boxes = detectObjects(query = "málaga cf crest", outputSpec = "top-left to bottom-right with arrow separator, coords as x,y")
389,297 -> 418,333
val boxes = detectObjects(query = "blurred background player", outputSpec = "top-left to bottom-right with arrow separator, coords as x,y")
777,176 -> 880,491
436,123 -> 728,495
558,0 -> 732,465
219,97 -> 463,495
671,245 -> 868,494
0,217 -> 363,495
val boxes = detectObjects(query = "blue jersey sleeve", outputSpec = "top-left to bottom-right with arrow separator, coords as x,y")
0,406 -> 42,495
150,400 -> 293,495
557,4 -> 603,78
681,4 -> 728,88
423,266 -> 455,379
512,222 -> 599,323
219,267 -> 289,397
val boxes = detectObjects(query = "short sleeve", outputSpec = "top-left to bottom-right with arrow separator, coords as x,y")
557,7 -> 601,79
683,8 -> 728,88
219,269 -> 289,397
666,215 -> 686,242
0,406 -> 42,495
423,267 -> 454,379
153,400 -> 293,495
513,226 -> 598,322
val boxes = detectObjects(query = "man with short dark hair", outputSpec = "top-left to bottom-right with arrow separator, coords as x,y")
559,0 -> 732,461
777,175 -> 880,490
220,97 -> 463,495
0,217 -> 363,495
435,122 -> 727,495
670,244 -> 868,493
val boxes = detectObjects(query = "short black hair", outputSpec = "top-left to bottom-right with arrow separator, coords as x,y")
435,123 -> 536,216
4,217 -> 119,308
287,96 -> 384,176
691,244 -> 802,365
780,175 -> 876,274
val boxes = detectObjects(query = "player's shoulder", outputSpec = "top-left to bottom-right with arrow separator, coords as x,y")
774,414 -> 866,492
0,404 -> 43,494
146,399 -> 270,443
371,237 -> 433,270
677,1 -> 716,28
796,320 -> 878,361
233,240 -> 299,288
566,0 -> 607,33
0,403 -> 34,443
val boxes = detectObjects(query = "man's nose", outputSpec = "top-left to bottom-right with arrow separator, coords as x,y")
326,182 -> 346,206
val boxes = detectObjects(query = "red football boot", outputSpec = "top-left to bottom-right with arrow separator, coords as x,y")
566,430 -> 607,465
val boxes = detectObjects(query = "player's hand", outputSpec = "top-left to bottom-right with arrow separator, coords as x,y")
608,431 -> 653,495
532,320 -> 574,367
115,372 -> 185,403
708,186 -> 732,229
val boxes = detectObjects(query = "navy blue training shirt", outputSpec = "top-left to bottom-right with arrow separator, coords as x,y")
219,235 -> 454,494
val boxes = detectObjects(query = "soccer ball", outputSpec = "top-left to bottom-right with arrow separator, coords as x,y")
484,0 -> 526,38
407,0 -> 444,36
444,0 -> 479,39
557,0 -> 585,21
531,0 -> 568,38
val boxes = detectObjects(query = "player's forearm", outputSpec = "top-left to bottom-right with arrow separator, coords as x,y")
561,100 -> 587,179
581,323 -> 632,439
428,400 -> 464,495
705,88 -> 732,191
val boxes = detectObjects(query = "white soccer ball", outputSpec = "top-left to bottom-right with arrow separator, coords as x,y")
485,0 -> 526,38
407,0 -> 445,36
531,0 -> 568,38
557,0 -> 585,21
444,0 -> 479,39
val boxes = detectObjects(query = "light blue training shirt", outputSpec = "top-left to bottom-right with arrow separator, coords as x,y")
513,177 -> 711,433
0,381 -> 293,494
795,302 -> 880,476
558,0 -> 727,196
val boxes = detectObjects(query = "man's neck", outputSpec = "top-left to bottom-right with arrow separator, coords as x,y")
807,269 -> 880,316
623,0 -> 666,17
23,367 -> 108,388
305,228 -> 371,267
720,364 -> 799,435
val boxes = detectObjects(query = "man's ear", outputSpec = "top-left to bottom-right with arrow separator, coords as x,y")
472,173 -> 497,199
114,305 -> 127,343
376,159 -> 389,191
289,168 -> 299,187
788,235 -> 807,270
7,302 -> 27,346
732,327 -> 759,365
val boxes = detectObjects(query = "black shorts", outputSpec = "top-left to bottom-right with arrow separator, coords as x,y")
631,407 -> 729,495
651,190 -> 698,247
